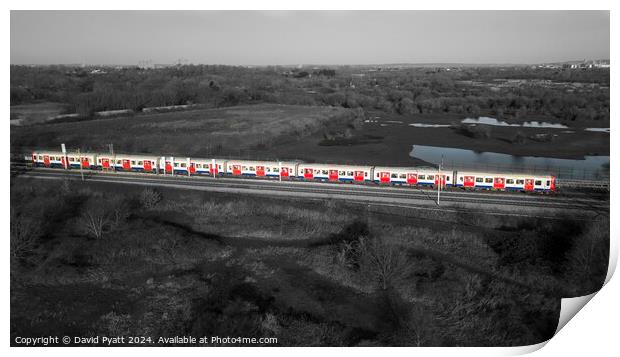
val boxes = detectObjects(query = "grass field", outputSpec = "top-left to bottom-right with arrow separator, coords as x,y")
10,178 -> 609,346
10,102 -> 70,125
10,104 -> 357,160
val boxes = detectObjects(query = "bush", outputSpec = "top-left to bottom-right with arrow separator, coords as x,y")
10,209 -> 40,260
81,203 -> 111,239
338,235 -> 411,291
140,187 -> 162,209
453,124 -> 491,139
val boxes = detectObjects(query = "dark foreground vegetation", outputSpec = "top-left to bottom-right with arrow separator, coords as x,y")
11,65 -> 609,125
11,178 -> 609,346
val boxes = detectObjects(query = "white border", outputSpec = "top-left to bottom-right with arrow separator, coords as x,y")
4,1 -> 617,356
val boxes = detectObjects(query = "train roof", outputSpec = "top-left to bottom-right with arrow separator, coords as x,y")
455,170 -> 554,178
373,166 -> 439,172
297,163 -> 374,170
224,159 -> 299,166
97,153 -> 161,160
33,150 -> 97,156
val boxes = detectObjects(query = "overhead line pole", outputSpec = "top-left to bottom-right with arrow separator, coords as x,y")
77,148 -> 84,182
437,154 -> 444,206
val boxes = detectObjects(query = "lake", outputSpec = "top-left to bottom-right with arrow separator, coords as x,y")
410,145 -> 609,180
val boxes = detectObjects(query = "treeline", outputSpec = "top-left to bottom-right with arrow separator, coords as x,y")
10,64 -> 610,122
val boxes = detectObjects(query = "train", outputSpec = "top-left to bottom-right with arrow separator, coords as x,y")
29,149 -> 557,192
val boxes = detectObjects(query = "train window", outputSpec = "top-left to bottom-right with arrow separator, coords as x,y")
339,171 -> 345,175
391,173 -> 398,178
364,172 -> 368,177
131,160 -> 135,165
69,157 -> 74,162
117,160 -> 122,164
535,180 -> 542,185
459,177 -> 464,182
347,171 -> 353,176
516,179 -> 524,184
446,177 -> 450,181
506,179 -> 514,184
181,163 -> 187,168
322,170 -> 328,175
399,174 -> 406,179
274,168 -> 280,173
419,175 -> 426,180
546,180 -> 550,186
475,177 -> 483,183
247,166 -> 253,171
242,166 -> 247,170
314,169 -> 320,174
485,178 -> 493,183
138,161 -> 143,165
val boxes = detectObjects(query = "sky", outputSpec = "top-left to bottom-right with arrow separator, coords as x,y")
10,10 -> 610,66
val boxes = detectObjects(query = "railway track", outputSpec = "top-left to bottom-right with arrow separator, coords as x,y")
11,164 -> 609,214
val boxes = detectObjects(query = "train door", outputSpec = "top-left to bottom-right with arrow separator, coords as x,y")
281,167 -> 289,178
210,163 -> 218,175
81,157 -> 90,168
165,161 -> 172,173
144,160 -> 153,171
188,162 -> 195,174
256,165 -> 265,177
407,173 -> 417,185
304,168 -> 313,179
550,176 -> 556,191
493,177 -> 506,190
43,155 -> 50,167
102,158 -> 110,169
232,165 -> 241,176
329,170 -> 339,181
524,179 -> 534,191
434,175 -> 446,187
354,170 -> 365,182
122,159 -> 131,170
464,176 -> 475,188
379,172 -> 390,183
32,154 -> 36,165
61,156 -> 67,169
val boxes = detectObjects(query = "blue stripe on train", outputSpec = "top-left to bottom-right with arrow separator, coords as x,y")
294,176 -> 372,182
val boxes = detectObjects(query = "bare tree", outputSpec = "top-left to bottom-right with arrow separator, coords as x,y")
10,209 -> 40,259
357,236 -> 410,290
139,187 -> 162,209
109,196 -> 130,228
82,204 -> 111,239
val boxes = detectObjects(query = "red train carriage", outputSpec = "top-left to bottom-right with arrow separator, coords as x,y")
96,154 -> 160,173
454,171 -> 556,192
225,160 -> 298,179
372,166 -> 452,187
187,158 -> 227,176
296,163 -> 372,183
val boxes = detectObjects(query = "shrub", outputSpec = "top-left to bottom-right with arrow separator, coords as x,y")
10,209 -> 40,260
338,235 -> 411,291
81,204 -> 111,239
140,187 -> 162,209
453,123 -> 491,139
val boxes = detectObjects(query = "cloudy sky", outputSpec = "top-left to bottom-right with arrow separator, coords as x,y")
10,10 -> 610,65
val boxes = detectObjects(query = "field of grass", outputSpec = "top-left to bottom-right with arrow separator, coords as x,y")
10,104 -> 358,160
10,102 -> 71,125
10,178 -> 609,346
